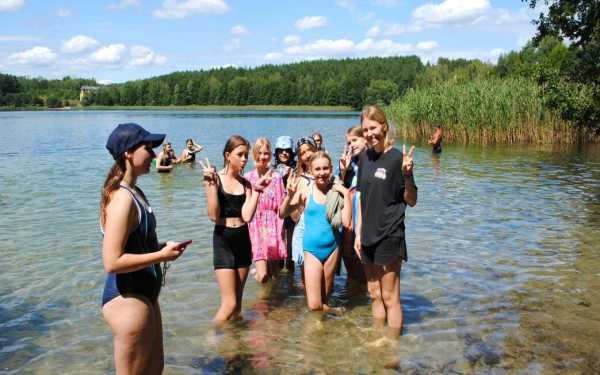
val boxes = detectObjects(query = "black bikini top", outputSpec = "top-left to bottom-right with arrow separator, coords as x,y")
217,175 -> 246,218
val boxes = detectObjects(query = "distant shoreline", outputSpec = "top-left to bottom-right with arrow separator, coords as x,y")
0,105 -> 355,112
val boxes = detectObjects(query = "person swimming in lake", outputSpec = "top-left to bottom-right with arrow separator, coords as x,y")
180,138 -> 203,163
156,142 -> 179,172
428,124 -> 443,154
245,138 -> 287,283
280,151 -> 351,311
100,123 -> 191,374
200,135 -> 271,323
355,105 -> 417,338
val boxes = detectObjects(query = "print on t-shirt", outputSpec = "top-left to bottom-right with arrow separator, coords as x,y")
374,167 -> 387,180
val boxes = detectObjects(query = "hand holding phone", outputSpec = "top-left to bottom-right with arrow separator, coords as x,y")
176,239 -> 193,250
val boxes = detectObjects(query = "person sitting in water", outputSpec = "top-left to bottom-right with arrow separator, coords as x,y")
156,142 -> 178,172
180,138 -> 203,163
428,125 -> 443,154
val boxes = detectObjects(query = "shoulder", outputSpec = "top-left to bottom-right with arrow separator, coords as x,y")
386,147 -> 403,163
106,188 -> 135,216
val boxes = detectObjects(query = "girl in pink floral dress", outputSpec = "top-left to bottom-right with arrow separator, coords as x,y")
245,138 -> 287,283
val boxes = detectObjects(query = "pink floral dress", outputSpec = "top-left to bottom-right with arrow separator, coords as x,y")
244,169 -> 287,261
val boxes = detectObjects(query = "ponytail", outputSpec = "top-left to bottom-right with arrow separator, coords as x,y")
100,158 -> 126,226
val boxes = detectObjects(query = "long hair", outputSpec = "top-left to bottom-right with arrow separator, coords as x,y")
308,150 -> 332,171
296,142 -> 317,176
223,134 -> 250,170
360,105 -> 395,147
100,158 -> 126,226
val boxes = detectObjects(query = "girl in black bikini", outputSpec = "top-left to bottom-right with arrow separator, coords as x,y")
200,135 -> 271,323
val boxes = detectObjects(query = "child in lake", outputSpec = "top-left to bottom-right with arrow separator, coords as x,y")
101,123 -> 191,373
355,105 -> 417,337
245,138 -> 287,283
156,142 -> 178,172
281,151 -> 351,311
337,125 -> 367,282
200,135 -> 270,323
180,138 -> 203,163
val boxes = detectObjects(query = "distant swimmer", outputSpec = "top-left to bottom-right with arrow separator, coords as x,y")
101,123 -> 191,373
428,124 -> 443,154
156,142 -> 179,172
180,138 -> 203,163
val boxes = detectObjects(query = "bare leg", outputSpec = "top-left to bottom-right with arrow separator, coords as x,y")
380,258 -> 403,336
233,267 -> 250,318
214,269 -> 240,323
148,302 -> 164,375
363,263 -> 386,328
303,252 -> 325,311
322,249 -> 340,307
102,295 -> 157,374
254,260 -> 269,283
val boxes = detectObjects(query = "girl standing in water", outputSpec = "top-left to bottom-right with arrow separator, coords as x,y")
281,151 -> 351,311
200,135 -> 271,323
354,106 -> 417,337
245,138 -> 287,283
101,123 -> 191,374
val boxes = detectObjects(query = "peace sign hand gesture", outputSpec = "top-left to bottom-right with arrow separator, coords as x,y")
254,169 -> 273,192
286,171 -> 300,195
199,158 -> 218,185
402,144 -> 415,176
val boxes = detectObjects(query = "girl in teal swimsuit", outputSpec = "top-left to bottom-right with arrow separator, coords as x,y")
280,151 -> 351,312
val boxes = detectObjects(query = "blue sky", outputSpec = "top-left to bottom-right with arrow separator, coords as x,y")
0,0 -> 545,83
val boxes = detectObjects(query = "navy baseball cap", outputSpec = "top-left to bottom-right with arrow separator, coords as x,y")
106,123 -> 166,160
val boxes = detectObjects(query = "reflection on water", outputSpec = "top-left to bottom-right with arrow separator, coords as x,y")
1,111 -> 599,373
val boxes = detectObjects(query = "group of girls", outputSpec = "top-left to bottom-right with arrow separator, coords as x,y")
155,138 -> 203,172
99,105 -> 417,373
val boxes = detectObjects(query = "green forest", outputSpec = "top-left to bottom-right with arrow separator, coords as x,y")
0,0 -> 597,143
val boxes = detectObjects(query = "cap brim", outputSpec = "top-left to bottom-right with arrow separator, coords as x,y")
144,133 -> 166,148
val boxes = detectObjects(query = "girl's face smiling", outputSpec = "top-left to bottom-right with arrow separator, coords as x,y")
254,145 -> 271,169
362,118 -> 386,150
277,149 -> 291,164
311,156 -> 332,186
299,145 -> 314,166
346,134 -> 367,156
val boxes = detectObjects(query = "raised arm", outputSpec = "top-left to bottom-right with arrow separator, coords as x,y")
402,145 -> 417,207
200,158 -> 220,221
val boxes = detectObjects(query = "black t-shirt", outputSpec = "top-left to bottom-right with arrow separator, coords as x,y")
357,147 -> 413,246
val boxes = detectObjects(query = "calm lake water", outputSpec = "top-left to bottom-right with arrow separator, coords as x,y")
1,110 -> 599,374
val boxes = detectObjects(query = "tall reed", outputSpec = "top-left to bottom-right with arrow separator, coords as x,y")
385,77 -> 596,144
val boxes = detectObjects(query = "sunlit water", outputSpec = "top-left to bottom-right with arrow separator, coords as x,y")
1,110 -> 599,374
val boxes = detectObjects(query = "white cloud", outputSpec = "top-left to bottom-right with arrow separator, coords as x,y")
283,35 -> 301,45
57,8 -> 71,17
0,0 -> 24,12
285,39 -> 355,55
153,0 -> 229,19
366,25 -> 380,38
355,38 -> 412,55
416,41 -> 439,51
129,45 -> 167,66
7,46 -> 56,66
107,0 -> 141,10
62,35 -> 99,53
382,23 -> 424,36
230,25 -> 248,35
413,0 -> 490,25
489,48 -> 505,57
89,44 -> 127,64
97,79 -> 113,85
0,35 -> 40,42
224,38 -> 240,51
295,16 -> 327,30
264,52 -> 283,61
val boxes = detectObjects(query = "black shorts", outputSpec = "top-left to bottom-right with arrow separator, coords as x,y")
213,225 -> 252,270
361,237 -> 407,266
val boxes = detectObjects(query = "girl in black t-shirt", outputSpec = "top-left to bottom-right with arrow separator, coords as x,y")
354,105 -> 417,337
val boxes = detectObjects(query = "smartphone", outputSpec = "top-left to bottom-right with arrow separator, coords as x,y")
177,239 -> 193,248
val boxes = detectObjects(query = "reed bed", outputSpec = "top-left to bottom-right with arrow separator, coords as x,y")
386,77 -> 597,144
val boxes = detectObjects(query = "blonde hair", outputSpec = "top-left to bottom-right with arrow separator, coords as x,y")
346,124 -> 363,137
308,151 -> 332,170
252,137 -> 272,162
360,105 -> 395,147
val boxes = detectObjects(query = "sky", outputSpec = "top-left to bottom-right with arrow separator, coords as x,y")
0,0 -> 546,84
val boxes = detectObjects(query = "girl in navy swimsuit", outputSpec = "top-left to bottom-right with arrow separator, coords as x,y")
101,123 -> 191,374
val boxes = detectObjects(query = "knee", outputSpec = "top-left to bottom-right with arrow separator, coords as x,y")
367,285 -> 383,303
381,290 -> 399,307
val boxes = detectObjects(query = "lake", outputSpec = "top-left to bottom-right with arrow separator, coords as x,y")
1,110 -> 599,374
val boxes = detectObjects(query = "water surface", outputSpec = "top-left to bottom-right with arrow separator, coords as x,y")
1,110 -> 599,374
